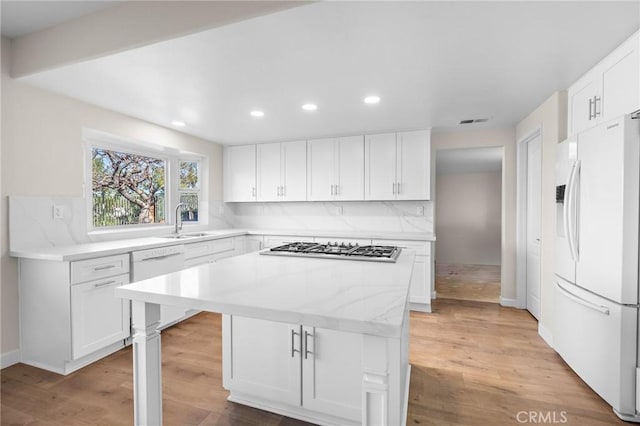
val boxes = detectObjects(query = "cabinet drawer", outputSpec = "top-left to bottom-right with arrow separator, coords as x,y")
71,254 -> 130,285
184,238 -> 235,260
372,239 -> 430,256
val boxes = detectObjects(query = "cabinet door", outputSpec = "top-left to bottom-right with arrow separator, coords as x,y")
336,135 -> 364,200
281,141 -> 307,201
600,34 -> 640,121
223,315 -> 301,406
224,145 -> 256,202
307,138 -> 336,201
364,133 -> 397,200
397,130 -> 431,200
71,273 -> 130,359
568,77 -> 598,136
302,326 -> 362,422
257,142 -> 282,202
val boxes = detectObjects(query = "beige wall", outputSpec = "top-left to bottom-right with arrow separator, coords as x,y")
515,91 -> 567,341
1,37 -> 223,358
432,128 -> 517,303
435,171 -> 501,265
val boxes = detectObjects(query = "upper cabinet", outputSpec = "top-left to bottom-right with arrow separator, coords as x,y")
307,136 -> 364,201
568,31 -> 639,136
364,129 -> 431,200
224,145 -> 257,202
257,141 -> 306,202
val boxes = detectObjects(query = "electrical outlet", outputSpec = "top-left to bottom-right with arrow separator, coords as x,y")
53,205 -> 64,219
416,206 -> 425,216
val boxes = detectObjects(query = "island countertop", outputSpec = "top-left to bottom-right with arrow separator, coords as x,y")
116,249 -> 415,338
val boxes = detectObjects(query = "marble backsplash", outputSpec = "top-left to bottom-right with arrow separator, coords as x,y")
8,195 -> 433,250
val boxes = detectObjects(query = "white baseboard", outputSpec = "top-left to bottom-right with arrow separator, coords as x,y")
499,297 -> 521,308
1,349 -> 20,369
538,323 -> 553,348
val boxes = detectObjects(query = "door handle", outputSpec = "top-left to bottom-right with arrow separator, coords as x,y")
94,264 -> 116,271
594,96 -> 601,117
291,328 -> 300,358
93,280 -> 116,288
304,330 -> 313,359
588,98 -> 594,120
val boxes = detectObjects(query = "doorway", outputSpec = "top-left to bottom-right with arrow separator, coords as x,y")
434,147 -> 503,303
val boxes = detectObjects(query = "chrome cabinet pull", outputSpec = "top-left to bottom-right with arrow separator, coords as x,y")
251,187 -> 256,197
594,96 -> 601,117
392,182 -> 396,194
282,186 -> 285,197
94,264 -> 116,271
588,98 -> 594,120
397,182 -> 401,194
94,280 -> 116,288
291,329 -> 300,358
335,185 -> 339,196
304,330 -> 313,359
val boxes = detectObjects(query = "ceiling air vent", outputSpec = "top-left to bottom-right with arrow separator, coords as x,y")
459,118 -> 490,125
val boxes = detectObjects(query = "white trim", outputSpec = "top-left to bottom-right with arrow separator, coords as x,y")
537,322 -> 553,348
516,126 -> 543,313
1,349 -> 21,369
499,297 -> 520,308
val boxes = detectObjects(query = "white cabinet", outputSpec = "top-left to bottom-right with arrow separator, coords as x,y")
307,136 -> 364,201
224,145 -> 257,202
257,141 -> 306,202
223,315 -> 362,424
19,253 -> 131,374
568,31 -> 639,136
364,130 -> 431,200
71,273 -> 130,359
373,239 -> 433,312
183,236 -> 236,267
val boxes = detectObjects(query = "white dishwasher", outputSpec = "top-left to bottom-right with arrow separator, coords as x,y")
131,244 -> 186,329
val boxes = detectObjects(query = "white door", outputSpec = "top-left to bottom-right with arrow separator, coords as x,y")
526,135 -> 542,320
281,141 -> 307,201
223,315 -> 301,406
600,36 -> 640,121
257,142 -> 281,202
307,138 -> 336,201
396,130 -> 431,200
364,133 -> 396,200
336,135 -> 364,200
568,79 -> 598,136
71,273 -> 130,359
301,326 -> 362,422
224,145 -> 256,202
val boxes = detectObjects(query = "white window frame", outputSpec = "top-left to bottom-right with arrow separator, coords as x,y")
83,128 -> 208,233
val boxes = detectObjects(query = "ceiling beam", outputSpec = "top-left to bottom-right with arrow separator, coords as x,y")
10,1 -> 310,78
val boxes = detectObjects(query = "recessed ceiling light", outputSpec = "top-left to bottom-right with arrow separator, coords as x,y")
250,110 -> 265,117
302,103 -> 318,111
364,95 -> 381,104
171,120 -> 186,127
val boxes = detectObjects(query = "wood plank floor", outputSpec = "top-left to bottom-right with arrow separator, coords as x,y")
435,263 -> 501,303
1,300 -> 622,425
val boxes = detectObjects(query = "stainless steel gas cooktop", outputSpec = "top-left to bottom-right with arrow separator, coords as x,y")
260,241 -> 401,263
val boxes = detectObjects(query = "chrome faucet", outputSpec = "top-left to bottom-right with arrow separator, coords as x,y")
174,203 -> 187,235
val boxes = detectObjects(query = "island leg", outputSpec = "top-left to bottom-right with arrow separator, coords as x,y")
131,300 -> 162,425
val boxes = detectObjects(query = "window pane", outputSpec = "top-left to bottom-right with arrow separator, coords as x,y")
92,148 -> 166,227
179,161 -> 199,189
179,193 -> 198,222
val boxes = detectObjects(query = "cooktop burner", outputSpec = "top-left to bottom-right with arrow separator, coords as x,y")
261,242 -> 401,263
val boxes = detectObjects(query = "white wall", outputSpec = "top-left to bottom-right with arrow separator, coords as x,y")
0,36 -> 224,361
431,128 -> 517,305
435,171 -> 501,265
516,91 -> 567,344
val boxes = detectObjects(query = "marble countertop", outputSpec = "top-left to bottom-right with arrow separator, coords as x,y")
10,228 -> 435,262
116,249 -> 414,338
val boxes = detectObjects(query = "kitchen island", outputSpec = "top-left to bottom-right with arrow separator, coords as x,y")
115,249 -> 414,426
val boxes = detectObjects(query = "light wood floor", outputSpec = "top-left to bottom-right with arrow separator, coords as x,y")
436,263 -> 501,303
1,301 -> 622,425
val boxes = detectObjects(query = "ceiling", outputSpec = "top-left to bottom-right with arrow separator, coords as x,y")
436,147 -> 503,175
6,1 -> 640,145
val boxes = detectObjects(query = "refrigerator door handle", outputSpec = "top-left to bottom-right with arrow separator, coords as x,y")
565,160 -> 579,262
557,281 -> 610,315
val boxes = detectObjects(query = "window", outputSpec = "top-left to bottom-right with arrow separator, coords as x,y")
178,160 -> 200,223
92,148 -> 166,227
86,129 -> 207,230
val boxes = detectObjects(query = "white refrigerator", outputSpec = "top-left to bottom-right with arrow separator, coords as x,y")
554,114 -> 640,421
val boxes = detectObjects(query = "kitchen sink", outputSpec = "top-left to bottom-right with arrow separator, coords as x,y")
160,233 -> 208,239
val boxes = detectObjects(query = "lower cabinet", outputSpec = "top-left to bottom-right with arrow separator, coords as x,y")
222,315 -> 362,424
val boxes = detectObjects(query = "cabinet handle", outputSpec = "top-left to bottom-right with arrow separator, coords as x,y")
94,280 -> 116,288
291,329 -> 300,358
252,187 -> 256,197
588,98 -> 594,120
281,186 -> 285,197
330,184 -> 334,196
94,264 -> 116,271
392,182 -> 396,194
304,330 -> 313,359
397,182 -> 401,194
594,96 -> 601,117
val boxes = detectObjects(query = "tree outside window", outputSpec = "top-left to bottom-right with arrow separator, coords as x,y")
179,160 -> 199,222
